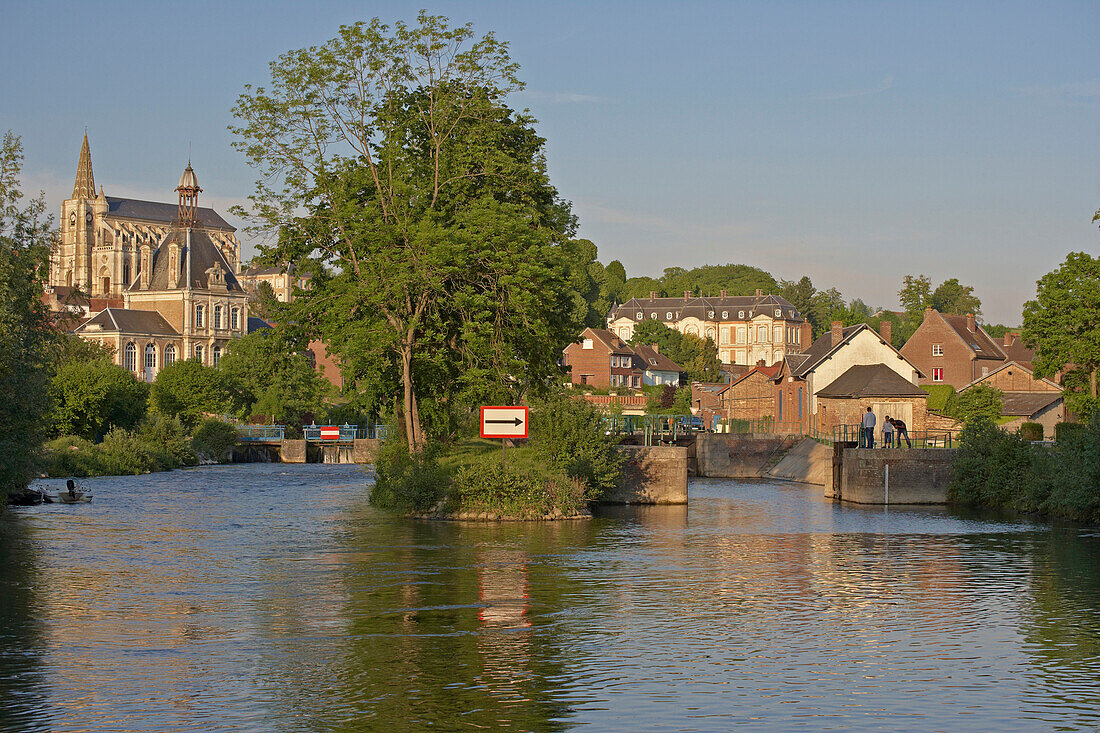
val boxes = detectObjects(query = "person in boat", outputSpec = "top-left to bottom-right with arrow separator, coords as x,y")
66,478 -> 77,499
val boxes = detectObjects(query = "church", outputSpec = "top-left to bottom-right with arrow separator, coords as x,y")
55,135 -> 250,381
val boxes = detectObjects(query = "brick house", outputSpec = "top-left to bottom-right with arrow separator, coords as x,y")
900,308 -> 1009,388
774,321 -> 923,434
721,363 -> 782,423
562,328 -> 644,389
959,361 -> 1064,438
632,343 -> 683,387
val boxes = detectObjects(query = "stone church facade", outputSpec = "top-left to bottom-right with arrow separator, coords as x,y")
60,135 -> 249,380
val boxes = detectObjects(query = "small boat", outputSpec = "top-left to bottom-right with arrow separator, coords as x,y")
57,490 -> 92,504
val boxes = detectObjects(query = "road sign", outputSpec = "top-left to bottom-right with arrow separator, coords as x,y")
318,426 -> 341,440
480,406 -> 529,439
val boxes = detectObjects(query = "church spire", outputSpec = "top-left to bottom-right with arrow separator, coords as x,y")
72,132 -> 95,199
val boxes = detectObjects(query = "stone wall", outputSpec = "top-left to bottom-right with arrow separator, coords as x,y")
836,448 -> 956,504
602,445 -> 687,504
280,439 -> 306,463
696,434 -> 798,478
353,438 -> 381,464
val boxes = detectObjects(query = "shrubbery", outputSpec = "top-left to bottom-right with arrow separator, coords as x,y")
369,433 -> 448,514
529,394 -> 624,498
1018,422 -> 1044,442
42,416 -> 199,478
950,416 -> 1100,522
191,419 -> 240,463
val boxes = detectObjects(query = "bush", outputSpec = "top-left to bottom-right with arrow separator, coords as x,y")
1055,422 -> 1084,442
921,385 -> 956,413
191,419 -> 239,463
49,360 -> 149,440
136,414 -> 197,466
370,432 -> 448,513
955,385 -> 1004,424
1018,422 -> 1044,442
452,455 -> 585,517
530,394 -> 625,499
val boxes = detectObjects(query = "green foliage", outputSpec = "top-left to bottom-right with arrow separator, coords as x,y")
1023,252 -> 1100,417
921,385 -> 957,413
135,414 -> 197,466
950,415 -> 1100,523
0,131 -> 56,495
190,419 -> 239,463
50,333 -> 114,367
898,274 -> 984,343
1055,422 -> 1084,443
955,385 -> 1004,423
529,393 -> 624,499
49,360 -> 149,440
452,456 -> 586,518
628,318 -> 722,382
1019,422 -> 1044,442
370,430 -> 448,514
617,264 -> 777,302
231,13 -> 580,453
150,359 -> 236,428
218,329 -> 330,427
42,423 -> 193,478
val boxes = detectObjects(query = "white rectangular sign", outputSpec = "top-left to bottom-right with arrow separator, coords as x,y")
480,406 -> 529,439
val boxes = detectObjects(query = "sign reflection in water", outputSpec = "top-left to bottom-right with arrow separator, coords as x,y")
0,465 -> 1098,731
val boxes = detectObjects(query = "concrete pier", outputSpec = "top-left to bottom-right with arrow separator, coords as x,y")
603,445 -> 688,504
833,448 -> 956,504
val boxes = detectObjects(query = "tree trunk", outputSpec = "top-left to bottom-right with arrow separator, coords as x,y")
400,344 -> 422,454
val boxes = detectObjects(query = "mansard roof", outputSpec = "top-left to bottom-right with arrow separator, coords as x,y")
106,197 -> 233,231
130,227 -> 244,293
76,307 -> 179,336
610,293 -> 802,323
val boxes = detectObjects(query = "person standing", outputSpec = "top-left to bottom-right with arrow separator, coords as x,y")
893,416 -> 912,448
861,407 -> 876,448
882,416 -> 895,448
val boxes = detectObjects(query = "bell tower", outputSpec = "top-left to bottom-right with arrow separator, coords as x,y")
176,163 -> 202,227
52,132 -> 106,293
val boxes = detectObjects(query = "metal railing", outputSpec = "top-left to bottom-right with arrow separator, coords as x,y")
719,418 -> 805,435
601,414 -> 705,445
820,423 -> 953,449
236,425 -> 285,442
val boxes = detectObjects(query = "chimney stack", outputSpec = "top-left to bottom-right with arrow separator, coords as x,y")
878,320 -> 892,343
755,288 -> 763,297
966,313 -> 975,332
720,289 -> 727,298
652,343 -> 659,353
684,290 -> 691,299
1004,333 -> 1014,347
649,291 -> 656,302
831,321 -> 844,348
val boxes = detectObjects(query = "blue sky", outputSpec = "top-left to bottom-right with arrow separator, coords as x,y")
2,0 -> 1096,324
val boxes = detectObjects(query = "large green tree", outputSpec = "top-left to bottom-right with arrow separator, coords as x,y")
0,132 -> 55,496
218,329 -> 331,426
1023,251 -> 1100,418
231,14 -> 580,452
49,360 -> 149,441
150,360 -> 237,429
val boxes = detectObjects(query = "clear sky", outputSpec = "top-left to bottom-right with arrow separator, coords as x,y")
2,0 -> 1096,325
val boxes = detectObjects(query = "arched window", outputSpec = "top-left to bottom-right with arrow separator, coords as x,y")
144,344 -> 157,381
124,342 -> 137,372
194,345 -> 204,363
212,346 -> 221,366
195,305 -> 205,327
214,306 -> 222,329
165,344 -> 177,366
230,307 -> 239,330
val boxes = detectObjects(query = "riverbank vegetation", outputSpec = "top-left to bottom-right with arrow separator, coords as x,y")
371,395 -> 624,519
949,416 -> 1100,523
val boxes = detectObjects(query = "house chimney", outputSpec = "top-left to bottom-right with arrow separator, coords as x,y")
831,321 -> 844,347
651,343 -> 659,353
755,288 -> 763,297
878,320 -> 892,343
1004,333 -> 1014,347
756,359 -> 765,367
966,313 -> 975,332
649,291 -> 656,301
720,289 -> 727,298
684,290 -> 691,299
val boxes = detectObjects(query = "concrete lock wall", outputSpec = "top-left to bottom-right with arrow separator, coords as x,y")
603,446 -> 688,504
696,434 -> 799,478
280,439 -> 307,464
353,439 -> 381,464
836,448 -> 956,504
766,438 -> 831,485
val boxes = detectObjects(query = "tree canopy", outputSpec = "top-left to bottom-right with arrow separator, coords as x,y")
628,319 -> 722,383
49,361 -> 149,441
1023,251 -> 1100,419
231,14 -> 581,452
218,330 -> 332,426
0,131 -> 55,495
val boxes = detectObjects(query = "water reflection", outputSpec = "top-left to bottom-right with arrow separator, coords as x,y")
1,466 -> 1099,731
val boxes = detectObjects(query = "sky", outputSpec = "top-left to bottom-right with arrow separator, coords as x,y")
2,0 -> 1096,325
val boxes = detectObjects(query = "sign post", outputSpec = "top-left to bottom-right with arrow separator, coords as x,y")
480,406 -> 529,469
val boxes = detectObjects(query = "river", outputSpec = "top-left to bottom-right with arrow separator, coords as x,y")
1,463 -> 1098,731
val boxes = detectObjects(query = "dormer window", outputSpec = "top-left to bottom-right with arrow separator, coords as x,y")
775,309 -> 781,317
708,311 -> 715,318
666,312 -> 673,319
636,311 -> 643,319
738,311 -> 744,319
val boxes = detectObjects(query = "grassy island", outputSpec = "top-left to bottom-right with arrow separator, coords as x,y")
369,395 -> 624,521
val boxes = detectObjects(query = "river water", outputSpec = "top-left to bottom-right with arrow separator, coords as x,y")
1,464 -> 1098,732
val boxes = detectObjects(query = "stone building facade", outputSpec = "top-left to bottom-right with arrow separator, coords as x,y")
49,134 -> 240,299
607,290 -> 812,366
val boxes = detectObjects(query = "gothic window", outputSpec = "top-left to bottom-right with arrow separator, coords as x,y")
213,346 -> 222,366
195,305 -> 204,327
124,342 -> 137,372
145,344 -> 156,369
231,308 -> 240,330
123,263 -> 130,286
214,306 -> 223,329
165,344 -> 177,365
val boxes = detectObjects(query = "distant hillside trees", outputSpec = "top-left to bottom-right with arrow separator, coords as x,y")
617,264 -> 778,301
0,131 -> 56,497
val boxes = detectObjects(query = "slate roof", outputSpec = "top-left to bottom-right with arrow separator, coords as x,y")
610,293 -> 803,324
941,314 -> 1006,360
816,364 -> 927,398
106,197 -> 233,230
247,316 -> 273,334
632,343 -> 683,373
76,307 -> 179,336
132,228 -> 244,293
1000,334 -> 1036,367
790,324 -> 920,379
1001,392 -> 1062,417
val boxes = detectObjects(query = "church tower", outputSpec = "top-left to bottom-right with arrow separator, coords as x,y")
52,133 -> 111,296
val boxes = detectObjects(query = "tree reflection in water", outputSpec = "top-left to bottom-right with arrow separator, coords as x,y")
0,513 -> 49,732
